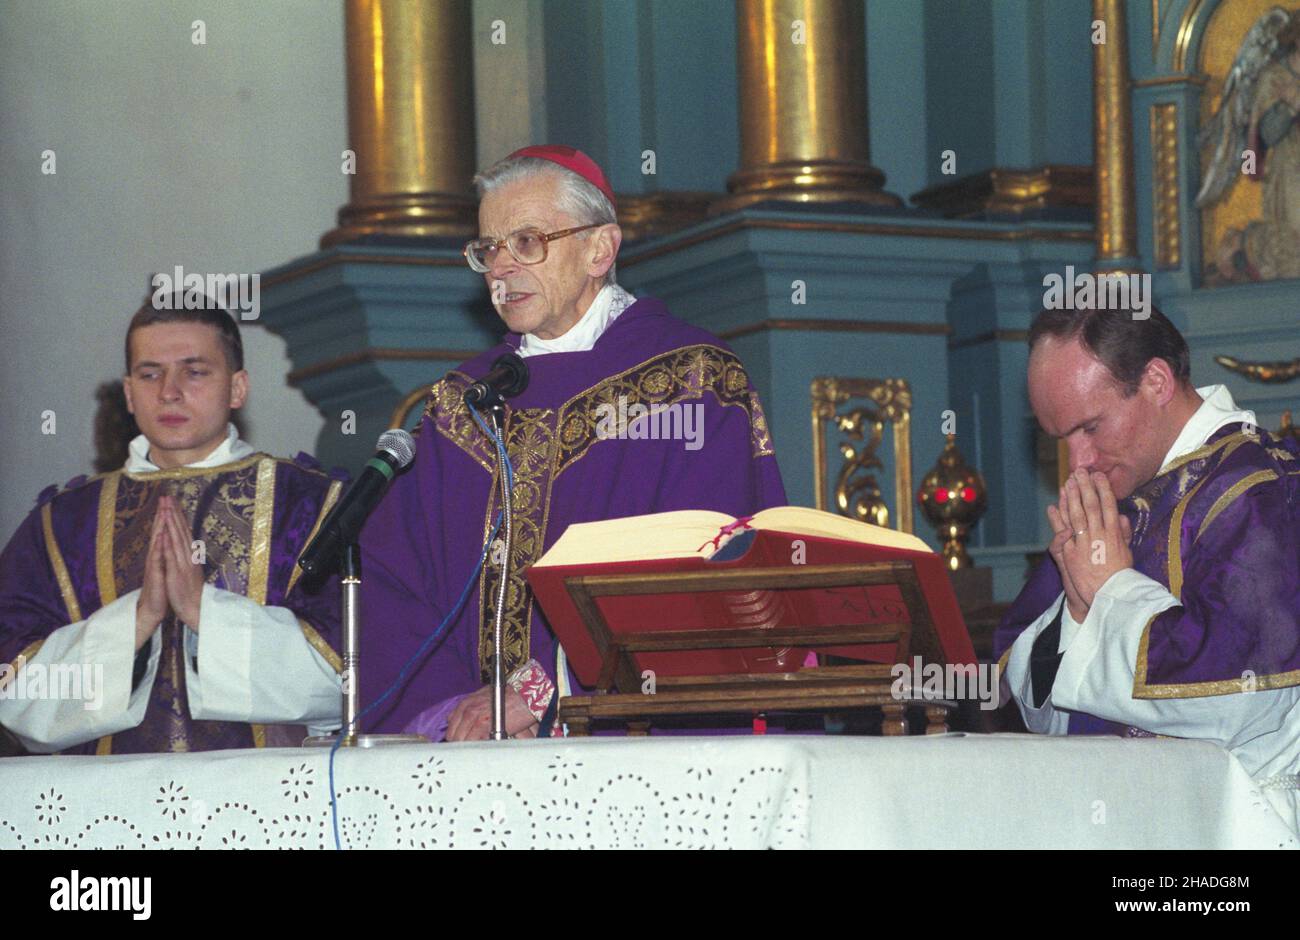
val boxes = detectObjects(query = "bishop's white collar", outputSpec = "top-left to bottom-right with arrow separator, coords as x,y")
126,423 -> 255,473
517,284 -> 636,358
1158,385 -> 1256,472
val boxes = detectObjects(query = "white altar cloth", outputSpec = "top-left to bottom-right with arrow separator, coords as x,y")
0,733 -> 1293,849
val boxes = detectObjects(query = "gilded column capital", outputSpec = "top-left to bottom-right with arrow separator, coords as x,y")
717,0 -> 901,212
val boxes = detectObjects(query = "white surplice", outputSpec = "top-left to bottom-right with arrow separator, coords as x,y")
1004,386 -> 1300,833
0,425 -> 342,752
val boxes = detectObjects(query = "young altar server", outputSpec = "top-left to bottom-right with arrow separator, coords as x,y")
0,300 -> 345,754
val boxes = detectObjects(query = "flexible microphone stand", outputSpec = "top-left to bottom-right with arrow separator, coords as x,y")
303,429 -> 426,748
466,352 -> 528,741
488,402 -> 514,740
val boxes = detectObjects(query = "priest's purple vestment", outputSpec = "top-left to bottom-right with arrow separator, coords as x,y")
0,455 -> 345,754
994,424 -> 1300,736
358,297 -> 787,733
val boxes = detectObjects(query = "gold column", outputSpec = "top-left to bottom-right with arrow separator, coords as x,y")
1092,0 -> 1139,271
718,0 -> 901,211
322,0 -> 477,247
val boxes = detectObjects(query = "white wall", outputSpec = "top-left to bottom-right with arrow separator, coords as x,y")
0,0 -> 346,541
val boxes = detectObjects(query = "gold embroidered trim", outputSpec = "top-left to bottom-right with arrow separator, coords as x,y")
96,735 -> 112,755
40,503 -> 82,623
553,344 -> 774,478
427,373 -> 496,473
96,473 -> 121,605
1165,437 -> 1249,600
299,618 -> 343,673
1138,451 -> 1300,697
251,724 -> 267,748
1160,430 -> 1251,475
428,345 -> 775,680
432,347 -> 775,475
1194,470 -> 1278,544
1135,610 -> 1300,697
477,474 -> 502,680
476,408 -> 555,679
286,478 -> 344,598
247,459 -> 277,605
122,453 -> 266,481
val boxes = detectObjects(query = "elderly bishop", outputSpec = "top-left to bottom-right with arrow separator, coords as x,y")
359,146 -> 786,741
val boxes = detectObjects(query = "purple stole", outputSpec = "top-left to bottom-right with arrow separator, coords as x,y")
0,454 -> 345,754
995,424 -> 1300,734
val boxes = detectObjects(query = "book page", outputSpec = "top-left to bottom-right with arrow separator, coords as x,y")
534,505 -> 932,568
750,506 -> 931,553
533,509 -> 737,567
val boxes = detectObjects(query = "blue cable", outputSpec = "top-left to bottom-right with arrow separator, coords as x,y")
328,400 -> 516,850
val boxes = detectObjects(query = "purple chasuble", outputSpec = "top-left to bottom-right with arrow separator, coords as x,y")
0,454 -> 346,754
994,425 -> 1300,734
358,296 -> 787,733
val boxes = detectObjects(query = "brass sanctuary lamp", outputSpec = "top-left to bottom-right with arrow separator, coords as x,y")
916,434 -> 988,571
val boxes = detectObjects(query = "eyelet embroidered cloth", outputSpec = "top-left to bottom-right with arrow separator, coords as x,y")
0,734 -> 1293,849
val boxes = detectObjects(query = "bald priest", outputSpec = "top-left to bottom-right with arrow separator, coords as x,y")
995,306 -> 1299,832
359,146 -> 786,742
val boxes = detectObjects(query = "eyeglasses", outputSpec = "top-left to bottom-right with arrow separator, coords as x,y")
463,223 -> 602,273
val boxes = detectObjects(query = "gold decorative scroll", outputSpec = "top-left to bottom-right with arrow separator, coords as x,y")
1151,102 -> 1182,267
810,377 -> 913,534
1215,354 -> 1300,383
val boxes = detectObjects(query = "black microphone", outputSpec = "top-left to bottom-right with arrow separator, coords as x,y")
297,429 -> 416,577
464,353 -> 529,409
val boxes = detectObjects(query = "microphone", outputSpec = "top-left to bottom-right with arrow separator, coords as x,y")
464,353 -> 529,409
297,429 -> 416,577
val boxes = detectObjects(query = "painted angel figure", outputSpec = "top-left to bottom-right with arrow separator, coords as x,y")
1196,7 -> 1300,282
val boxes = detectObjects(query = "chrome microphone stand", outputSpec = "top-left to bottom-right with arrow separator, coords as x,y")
304,543 -> 427,748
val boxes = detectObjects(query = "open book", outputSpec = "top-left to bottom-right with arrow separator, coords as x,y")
534,506 -> 930,566
527,507 -> 975,688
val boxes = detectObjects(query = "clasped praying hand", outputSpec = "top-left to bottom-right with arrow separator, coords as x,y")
1045,468 -> 1134,622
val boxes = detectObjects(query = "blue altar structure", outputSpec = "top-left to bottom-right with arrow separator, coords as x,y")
259,0 -> 1299,604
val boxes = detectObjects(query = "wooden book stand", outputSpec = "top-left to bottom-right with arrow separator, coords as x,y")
556,562 -> 956,736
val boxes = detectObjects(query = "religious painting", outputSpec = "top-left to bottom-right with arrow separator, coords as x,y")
1196,3 -> 1300,284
